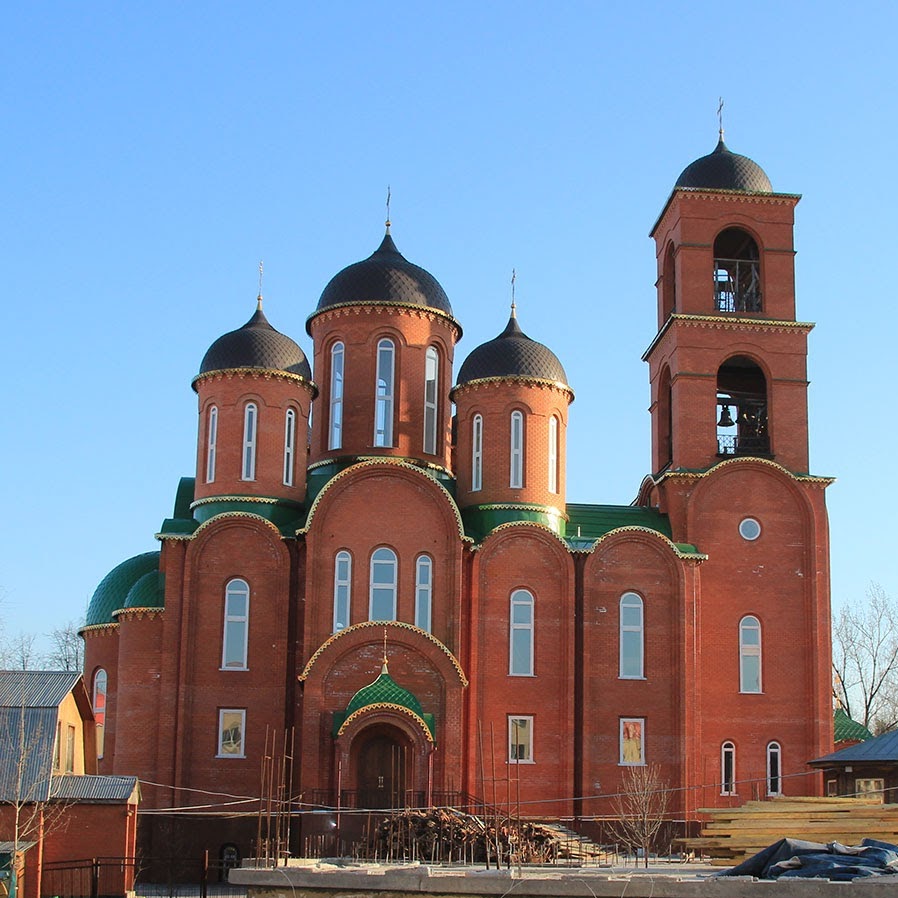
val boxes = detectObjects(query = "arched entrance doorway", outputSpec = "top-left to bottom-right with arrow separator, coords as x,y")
354,723 -> 413,809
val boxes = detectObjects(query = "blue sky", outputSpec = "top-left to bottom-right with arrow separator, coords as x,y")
3,2 -> 896,646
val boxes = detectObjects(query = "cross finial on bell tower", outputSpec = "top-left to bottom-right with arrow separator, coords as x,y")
510,268 -> 517,317
385,185 -> 391,233
257,260 -> 264,310
717,97 -> 725,141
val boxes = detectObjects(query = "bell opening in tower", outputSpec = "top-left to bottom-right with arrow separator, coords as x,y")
714,228 -> 761,313
716,356 -> 770,458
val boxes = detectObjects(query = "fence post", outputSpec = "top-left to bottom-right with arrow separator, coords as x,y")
200,850 -> 209,898
90,859 -> 99,898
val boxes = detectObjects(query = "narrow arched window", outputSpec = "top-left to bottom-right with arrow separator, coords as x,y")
767,742 -> 782,795
369,547 -> 397,620
721,741 -> 736,795
740,615 -> 762,693
283,409 -> 296,486
510,411 -> 524,488
374,339 -> 395,447
415,555 -> 433,632
548,416 -> 559,494
242,403 -> 257,481
333,551 -> 351,632
619,592 -> 644,678
329,342 -> 344,450
509,589 -> 534,676
93,669 -> 108,760
713,227 -> 761,313
423,347 -> 439,454
206,406 -> 218,483
222,579 -> 250,669
472,414 -> 483,492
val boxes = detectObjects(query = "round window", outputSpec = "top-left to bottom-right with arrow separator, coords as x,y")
739,518 -> 761,541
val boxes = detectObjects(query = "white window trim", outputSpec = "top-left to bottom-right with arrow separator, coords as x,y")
739,615 -> 762,693
509,589 -> 534,676
93,668 -> 107,760
206,405 -> 218,483
472,414 -> 483,492
510,410 -> 524,488
217,708 -> 246,758
508,715 -> 534,764
283,408 -> 296,486
374,338 -> 395,447
619,717 -> 646,766
766,741 -> 782,795
369,547 -> 398,621
333,550 -> 351,633
415,555 -> 432,632
242,403 -> 257,481
221,578 -> 250,670
423,346 -> 439,455
548,415 -> 558,494
619,592 -> 645,679
329,342 -> 344,450
721,741 -> 737,795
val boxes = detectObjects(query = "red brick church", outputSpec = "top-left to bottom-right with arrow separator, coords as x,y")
81,135 -> 833,858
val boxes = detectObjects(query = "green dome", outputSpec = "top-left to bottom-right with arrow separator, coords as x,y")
345,668 -> 425,718
122,569 -> 165,612
85,552 -> 160,626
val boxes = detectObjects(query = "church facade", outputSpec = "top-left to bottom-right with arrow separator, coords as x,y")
81,138 -> 833,856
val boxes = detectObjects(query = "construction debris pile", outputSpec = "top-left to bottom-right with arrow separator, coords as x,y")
361,808 -> 566,865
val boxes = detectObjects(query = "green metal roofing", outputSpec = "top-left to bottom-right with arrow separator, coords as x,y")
834,707 -> 873,743
85,551 -> 160,626
121,569 -> 165,611
566,504 -> 672,539
191,496 -> 306,535
462,504 -> 565,542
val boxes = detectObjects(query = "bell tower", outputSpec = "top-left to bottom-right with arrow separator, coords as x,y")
645,136 -> 813,476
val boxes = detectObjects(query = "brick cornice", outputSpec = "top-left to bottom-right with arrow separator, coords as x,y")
655,455 -> 835,489
192,367 -> 318,398
450,377 -> 574,403
307,302 -> 462,341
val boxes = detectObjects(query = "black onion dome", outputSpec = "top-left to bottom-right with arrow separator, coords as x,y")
456,314 -> 568,387
310,232 -> 454,331
198,306 -> 311,379
675,138 -> 772,193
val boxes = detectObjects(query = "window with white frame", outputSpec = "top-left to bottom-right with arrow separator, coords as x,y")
333,551 -> 351,632
329,342 -> 344,450
619,718 -> 645,765
93,668 -> 108,760
766,741 -> 782,795
509,589 -> 534,676
221,579 -> 250,669
242,403 -> 257,480
472,414 -> 483,491
721,741 -> 736,794
369,547 -> 397,620
217,709 -> 245,757
510,411 -> 524,488
548,416 -> 558,494
423,347 -> 439,454
374,338 -> 395,447
283,408 -> 296,486
206,406 -> 218,483
415,555 -> 432,632
856,778 -> 885,802
619,592 -> 644,678
508,715 -> 533,762
739,615 -> 762,693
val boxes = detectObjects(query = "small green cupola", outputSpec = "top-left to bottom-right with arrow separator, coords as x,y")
333,660 -> 435,741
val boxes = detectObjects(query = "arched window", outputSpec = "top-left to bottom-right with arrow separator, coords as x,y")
721,741 -> 736,795
333,551 -> 351,632
510,411 -> 524,488
423,347 -> 439,455
374,339 -> 395,447
206,406 -> 218,483
658,366 -> 672,469
329,342 -> 344,450
415,555 -> 432,632
619,592 -> 644,679
548,416 -> 559,494
369,547 -> 397,620
93,669 -> 107,760
222,579 -> 250,669
283,409 -> 296,486
713,227 -> 761,313
472,414 -> 483,491
739,615 -> 762,693
717,356 -> 769,458
242,403 -> 257,480
767,742 -> 782,795
509,589 -> 534,676
661,242 -> 676,319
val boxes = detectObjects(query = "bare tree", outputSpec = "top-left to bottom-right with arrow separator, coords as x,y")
1,633 -> 40,671
43,621 -> 84,672
832,583 -> 898,735
608,764 -> 671,868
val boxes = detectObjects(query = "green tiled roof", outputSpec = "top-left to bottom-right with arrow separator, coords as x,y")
462,504 -> 566,542
834,707 -> 872,743
122,569 -> 165,611
85,552 -> 160,626
333,667 -> 435,739
566,504 -> 673,540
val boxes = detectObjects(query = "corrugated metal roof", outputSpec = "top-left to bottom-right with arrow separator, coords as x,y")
566,504 -> 673,539
0,671 -> 80,708
0,707 -> 56,802
50,775 -> 139,802
812,728 -> 898,765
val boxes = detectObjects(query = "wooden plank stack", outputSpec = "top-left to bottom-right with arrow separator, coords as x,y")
681,797 -> 898,865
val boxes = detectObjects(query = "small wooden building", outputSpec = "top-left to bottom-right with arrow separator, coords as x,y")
810,728 -> 898,803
